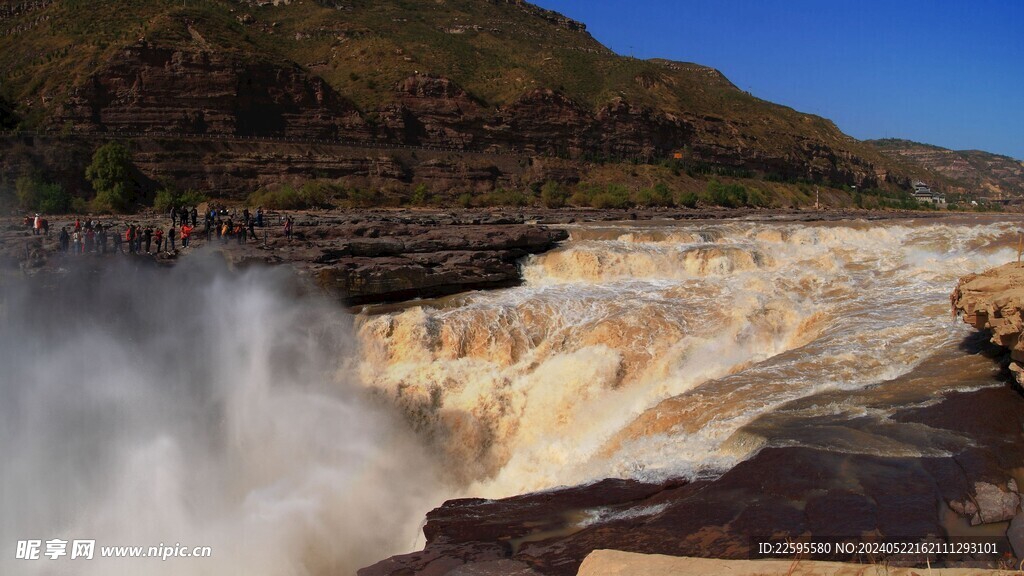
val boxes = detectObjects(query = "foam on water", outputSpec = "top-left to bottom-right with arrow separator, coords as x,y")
358,216 -> 1021,497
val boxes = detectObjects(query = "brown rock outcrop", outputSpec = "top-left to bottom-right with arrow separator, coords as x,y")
951,262 -> 1024,378
40,44 -> 885,194
310,224 -> 568,304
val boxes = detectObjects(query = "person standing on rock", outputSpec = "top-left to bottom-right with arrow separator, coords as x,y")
59,227 -> 69,253
84,227 -> 95,253
97,224 -> 108,254
190,206 -> 198,228
181,223 -> 193,248
284,216 -> 293,240
126,225 -> 136,254
247,216 -> 255,242
33,214 -> 41,236
143,226 -> 153,254
256,207 -> 264,228
170,206 -> 177,227
112,226 -> 122,254
154,227 -> 164,253
71,229 -> 81,255
168,225 -> 177,251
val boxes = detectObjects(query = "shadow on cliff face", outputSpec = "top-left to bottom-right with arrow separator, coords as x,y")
958,329 -> 1003,357
0,256 -> 444,575
958,329 -> 1015,387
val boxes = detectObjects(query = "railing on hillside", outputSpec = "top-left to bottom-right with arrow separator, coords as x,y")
0,129 -> 660,164
0,129 -> 544,159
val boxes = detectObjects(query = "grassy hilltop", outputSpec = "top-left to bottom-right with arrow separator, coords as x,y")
0,0 -> 1013,211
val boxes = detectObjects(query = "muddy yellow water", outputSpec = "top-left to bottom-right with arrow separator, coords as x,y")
353,215 -> 1022,498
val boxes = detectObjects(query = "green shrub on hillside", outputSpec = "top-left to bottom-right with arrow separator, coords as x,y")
153,188 -> 208,212
746,186 -> 769,208
570,183 -> 630,208
344,187 -> 383,208
634,183 -> 673,207
15,176 -> 71,214
540,180 -> 569,208
477,188 -> 533,207
85,142 -> 137,213
706,180 -> 748,208
677,191 -> 699,208
705,180 -> 775,208
249,182 -> 334,210
409,183 -> 430,206
590,184 -> 631,209
91,185 -> 132,213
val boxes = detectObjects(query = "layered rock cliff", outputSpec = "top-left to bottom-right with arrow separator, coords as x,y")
0,0 -> 906,198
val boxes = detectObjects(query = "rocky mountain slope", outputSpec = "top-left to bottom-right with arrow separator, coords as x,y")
868,139 -> 1024,201
0,0 -> 922,198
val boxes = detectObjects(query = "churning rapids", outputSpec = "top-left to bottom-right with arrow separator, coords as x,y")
1,215 -> 1020,574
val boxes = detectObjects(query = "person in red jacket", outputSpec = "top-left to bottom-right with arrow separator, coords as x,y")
180,224 -> 193,248
126,224 -> 136,254
154,227 -> 164,253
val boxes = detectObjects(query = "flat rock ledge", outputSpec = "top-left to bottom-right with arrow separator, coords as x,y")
578,550 -> 1018,576
0,210 -> 569,305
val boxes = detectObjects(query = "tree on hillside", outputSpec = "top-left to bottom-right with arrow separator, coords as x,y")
16,176 -> 72,214
85,142 -> 136,213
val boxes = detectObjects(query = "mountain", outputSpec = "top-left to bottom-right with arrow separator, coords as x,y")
0,0 -> 924,199
867,139 -> 1024,202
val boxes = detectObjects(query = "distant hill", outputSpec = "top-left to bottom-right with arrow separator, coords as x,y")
0,0 -> 922,194
867,139 -> 1024,201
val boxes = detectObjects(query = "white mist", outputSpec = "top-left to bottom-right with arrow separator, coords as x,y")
0,258 -> 443,575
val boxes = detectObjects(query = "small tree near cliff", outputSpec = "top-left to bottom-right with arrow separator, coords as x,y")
85,142 -> 136,213
540,180 -> 569,208
16,175 -> 72,214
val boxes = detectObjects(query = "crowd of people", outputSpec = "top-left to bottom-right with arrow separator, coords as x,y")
31,205 -> 295,256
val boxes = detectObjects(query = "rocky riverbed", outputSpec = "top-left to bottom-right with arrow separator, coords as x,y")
0,208 -> 572,304
0,207 -> 932,305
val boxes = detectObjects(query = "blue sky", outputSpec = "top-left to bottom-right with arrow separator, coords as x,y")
535,1 -> 1024,159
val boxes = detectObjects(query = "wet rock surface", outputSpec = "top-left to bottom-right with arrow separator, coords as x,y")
360,384 -> 1024,576
0,209 -> 570,305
